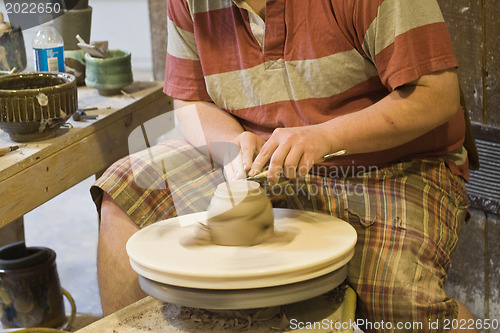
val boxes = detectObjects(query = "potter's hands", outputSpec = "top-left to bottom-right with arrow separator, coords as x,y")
224,131 -> 266,181
249,125 -> 334,185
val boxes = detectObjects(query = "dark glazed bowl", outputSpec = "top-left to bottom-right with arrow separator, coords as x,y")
0,72 -> 77,142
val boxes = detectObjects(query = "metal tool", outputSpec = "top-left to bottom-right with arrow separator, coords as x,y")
73,107 -> 98,121
247,149 -> 348,181
0,144 -> 26,157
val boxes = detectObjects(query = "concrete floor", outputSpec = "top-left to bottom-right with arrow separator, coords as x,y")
23,175 -> 103,329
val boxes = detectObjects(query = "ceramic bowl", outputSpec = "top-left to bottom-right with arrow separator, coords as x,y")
85,49 -> 133,95
0,72 -> 77,142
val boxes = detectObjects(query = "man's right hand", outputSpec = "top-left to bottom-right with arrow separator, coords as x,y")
229,131 -> 266,179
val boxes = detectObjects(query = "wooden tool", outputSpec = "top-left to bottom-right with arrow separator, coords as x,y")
247,149 -> 348,180
0,144 -> 26,157
76,35 -> 109,58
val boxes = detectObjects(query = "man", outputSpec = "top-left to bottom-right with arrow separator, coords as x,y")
92,0 -> 478,331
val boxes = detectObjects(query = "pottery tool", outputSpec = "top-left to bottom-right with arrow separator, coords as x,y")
73,107 -> 98,121
0,144 -> 26,157
0,68 -> 17,75
247,149 -> 348,181
76,35 -> 108,58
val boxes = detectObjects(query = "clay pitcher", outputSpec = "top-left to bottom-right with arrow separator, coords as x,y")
207,180 -> 274,246
0,241 -> 66,328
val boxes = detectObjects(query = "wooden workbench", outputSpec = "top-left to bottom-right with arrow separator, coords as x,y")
0,81 -> 172,240
76,286 -> 357,333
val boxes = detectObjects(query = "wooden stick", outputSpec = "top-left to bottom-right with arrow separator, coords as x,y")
0,144 -> 26,157
247,149 -> 348,180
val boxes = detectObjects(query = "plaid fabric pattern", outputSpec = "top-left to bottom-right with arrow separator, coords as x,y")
92,139 -> 469,332
91,139 -> 225,228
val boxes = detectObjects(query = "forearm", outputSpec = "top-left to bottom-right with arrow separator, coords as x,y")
174,99 -> 245,147
248,69 -> 461,182
320,69 -> 461,155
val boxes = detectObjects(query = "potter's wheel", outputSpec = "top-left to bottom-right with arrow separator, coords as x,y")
127,208 -> 357,309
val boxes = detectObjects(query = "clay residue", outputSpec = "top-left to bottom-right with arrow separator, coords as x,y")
110,285 -> 349,332
179,222 -> 212,247
161,304 -> 289,332
36,93 -> 49,106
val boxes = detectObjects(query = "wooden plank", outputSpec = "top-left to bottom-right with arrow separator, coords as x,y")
485,0 -> 500,126
438,0 -> 484,123
0,82 -> 165,181
0,89 -> 172,227
76,289 -> 356,333
0,217 -> 24,247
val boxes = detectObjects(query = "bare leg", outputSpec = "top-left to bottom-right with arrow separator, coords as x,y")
97,192 -> 146,316
449,299 -> 479,333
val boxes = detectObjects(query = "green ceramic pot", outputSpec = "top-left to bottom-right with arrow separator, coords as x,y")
73,0 -> 89,10
85,49 -> 133,96
53,6 -> 93,51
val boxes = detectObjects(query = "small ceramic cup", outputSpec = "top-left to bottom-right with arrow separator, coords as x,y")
85,49 -> 133,95
206,180 -> 274,246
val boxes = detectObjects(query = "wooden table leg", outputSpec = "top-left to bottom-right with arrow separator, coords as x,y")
0,217 -> 25,247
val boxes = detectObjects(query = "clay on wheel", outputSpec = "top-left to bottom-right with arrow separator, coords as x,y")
206,180 -> 274,246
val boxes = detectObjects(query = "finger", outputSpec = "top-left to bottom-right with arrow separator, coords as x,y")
282,148 -> 303,179
240,145 -> 256,172
249,140 -> 278,176
267,145 -> 291,185
296,154 -> 315,178
230,150 -> 246,180
236,132 -> 263,172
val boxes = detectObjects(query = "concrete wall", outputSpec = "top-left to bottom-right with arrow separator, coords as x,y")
438,0 -> 500,127
437,0 -> 500,327
446,210 -> 500,329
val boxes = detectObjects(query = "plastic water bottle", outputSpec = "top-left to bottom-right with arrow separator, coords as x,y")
32,20 -> 65,72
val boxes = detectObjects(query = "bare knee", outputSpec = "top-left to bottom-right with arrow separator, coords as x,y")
97,192 -> 144,315
100,192 -> 135,228
98,192 -> 139,262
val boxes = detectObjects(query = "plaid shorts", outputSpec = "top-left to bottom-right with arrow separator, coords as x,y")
91,138 -> 469,332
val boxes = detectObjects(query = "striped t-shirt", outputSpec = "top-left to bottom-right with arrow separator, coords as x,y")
164,0 -> 466,176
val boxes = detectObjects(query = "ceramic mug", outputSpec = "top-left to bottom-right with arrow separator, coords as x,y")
206,180 -> 274,246
0,242 -> 66,328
